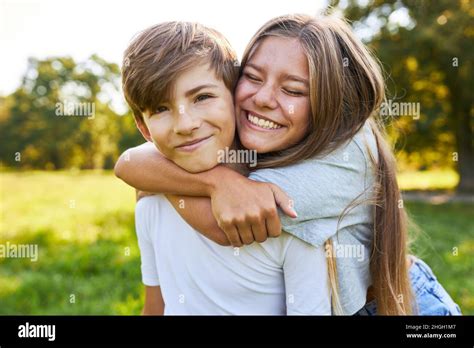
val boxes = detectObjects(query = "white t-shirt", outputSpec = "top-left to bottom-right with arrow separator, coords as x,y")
135,195 -> 330,315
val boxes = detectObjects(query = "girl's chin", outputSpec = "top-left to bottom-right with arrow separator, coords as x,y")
240,136 -> 278,153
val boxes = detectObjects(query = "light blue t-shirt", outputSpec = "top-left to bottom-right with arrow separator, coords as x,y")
249,120 -> 378,315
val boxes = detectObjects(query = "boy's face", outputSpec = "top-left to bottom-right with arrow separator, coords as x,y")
137,63 -> 235,173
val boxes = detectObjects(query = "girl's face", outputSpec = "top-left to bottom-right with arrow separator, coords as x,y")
235,36 -> 311,153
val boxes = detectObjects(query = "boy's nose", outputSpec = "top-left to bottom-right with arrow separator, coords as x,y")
174,111 -> 201,135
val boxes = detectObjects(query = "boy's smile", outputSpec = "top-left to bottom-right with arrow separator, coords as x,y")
175,135 -> 214,152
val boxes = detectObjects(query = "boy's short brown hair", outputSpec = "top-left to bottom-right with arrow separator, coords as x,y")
122,21 -> 239,123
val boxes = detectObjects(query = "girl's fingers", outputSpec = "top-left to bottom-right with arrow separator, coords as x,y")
222,224 -> 243,248
265,214 -> 282,238
236,222 -> 255,245
251,222 -> 267,243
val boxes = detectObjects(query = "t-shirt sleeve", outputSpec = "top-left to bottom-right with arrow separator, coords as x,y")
248,136 -> 372,247
283,235 -> 331,315
135,196 -> 161,286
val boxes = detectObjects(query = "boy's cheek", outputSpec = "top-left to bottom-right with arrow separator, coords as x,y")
218,104 -> 237,126
147,133 -> 171,158
146,123 -> 170,149
201,111 -> 235,133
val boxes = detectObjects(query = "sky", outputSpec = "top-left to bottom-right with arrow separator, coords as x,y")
0,0 -> 329,96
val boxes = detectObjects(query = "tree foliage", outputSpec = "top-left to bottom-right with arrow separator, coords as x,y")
0,55 -> 142,169
334,0 -> 473,191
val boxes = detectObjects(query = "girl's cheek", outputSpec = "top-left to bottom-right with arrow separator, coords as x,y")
281,98 -> 295,115
291,99 -> 310,121
234,82 -> 244,102
280,96 -> 302,117
235,80 -> 255,102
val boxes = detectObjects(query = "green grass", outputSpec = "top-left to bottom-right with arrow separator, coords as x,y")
0,170 -> 472,314
0,170 -> 143,314
406,202 -> 474,314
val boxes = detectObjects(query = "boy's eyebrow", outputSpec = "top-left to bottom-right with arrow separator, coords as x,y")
245,63 -> 308,86
185,84 -> 219,97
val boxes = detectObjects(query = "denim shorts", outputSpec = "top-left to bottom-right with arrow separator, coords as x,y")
356,257 -> 462,315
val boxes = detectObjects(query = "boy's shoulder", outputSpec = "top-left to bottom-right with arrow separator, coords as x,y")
136,194 -> 166,209
135,194 -> 168,225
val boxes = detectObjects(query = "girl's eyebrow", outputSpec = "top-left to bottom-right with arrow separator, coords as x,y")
282,73 -> 309,86
245,62 -> 308,86
245,63 -> 263,72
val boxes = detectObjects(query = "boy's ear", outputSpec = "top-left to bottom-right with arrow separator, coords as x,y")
135,116 -> 153,142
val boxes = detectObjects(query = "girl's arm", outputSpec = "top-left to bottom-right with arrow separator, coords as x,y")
165,180 -> 295,247
165,195 -> 230,246
116,142 -> 297,247
115,141 -> 219,196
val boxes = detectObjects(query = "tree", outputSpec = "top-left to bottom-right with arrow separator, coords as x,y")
334,0 -> 473,192
0,55 -> 143,169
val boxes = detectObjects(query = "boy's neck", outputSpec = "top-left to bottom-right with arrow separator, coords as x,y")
221,140 -> 250,176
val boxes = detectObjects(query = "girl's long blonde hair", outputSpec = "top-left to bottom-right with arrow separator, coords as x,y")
243,14 -> 413,315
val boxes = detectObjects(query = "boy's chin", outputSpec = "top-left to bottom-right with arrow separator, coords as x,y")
175,158 -> 219,174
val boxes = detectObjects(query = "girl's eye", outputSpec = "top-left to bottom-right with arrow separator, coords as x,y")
284,89 -> 304,96
245,73 -> 261,82
195,94 -> 213,103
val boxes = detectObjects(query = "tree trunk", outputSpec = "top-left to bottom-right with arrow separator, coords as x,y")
453,98 -> 474,193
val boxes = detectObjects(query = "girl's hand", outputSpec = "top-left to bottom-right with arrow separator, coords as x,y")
209,169 -> 297,247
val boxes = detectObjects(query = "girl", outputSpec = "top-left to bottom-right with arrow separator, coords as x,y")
116,14 -> 461,315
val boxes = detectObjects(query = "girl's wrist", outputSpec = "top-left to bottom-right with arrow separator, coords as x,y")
204,165 -> 243,197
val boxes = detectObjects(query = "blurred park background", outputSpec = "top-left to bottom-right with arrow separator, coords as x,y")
0,0 -> 473,314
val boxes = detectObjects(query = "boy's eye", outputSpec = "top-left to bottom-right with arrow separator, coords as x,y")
155,106 -> 169,114
195,94 -> 214,103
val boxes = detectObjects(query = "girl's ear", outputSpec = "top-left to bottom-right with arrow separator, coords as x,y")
135,116 -> 153,142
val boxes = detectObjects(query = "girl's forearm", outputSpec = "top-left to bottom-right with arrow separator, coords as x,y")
165,194 -> 230,246
115,142 -> 292,247
114,142 -> 231,196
